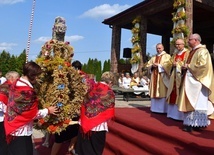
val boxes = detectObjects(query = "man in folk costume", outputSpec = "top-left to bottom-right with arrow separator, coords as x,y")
75,71 -> 115,155
4,62 -> 58,155
146,43 -> 171,113
177,33 -> 214,132
166,39 -> 189,121
0,71 -> 19,155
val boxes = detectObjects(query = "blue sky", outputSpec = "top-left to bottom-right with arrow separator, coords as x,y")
0,0 -> 161,64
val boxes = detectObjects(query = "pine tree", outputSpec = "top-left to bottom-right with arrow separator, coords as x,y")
0,50 -> 10,75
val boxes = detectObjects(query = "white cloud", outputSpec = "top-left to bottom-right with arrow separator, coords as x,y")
65,35 -> 84,42
34,36 -> 51,43
34,35 -> 84,43
0,42 -> 17,51
79,4 -> 131,19
0,0 -> 25,5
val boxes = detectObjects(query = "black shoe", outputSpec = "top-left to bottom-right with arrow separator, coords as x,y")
183,125 -> 192,132
192,126 -> 202,132
141,94 -> 146,98
146,95 -> 150,98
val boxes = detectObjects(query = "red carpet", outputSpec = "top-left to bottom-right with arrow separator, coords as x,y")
33,137 -> 70,155
33,107 -> 214,155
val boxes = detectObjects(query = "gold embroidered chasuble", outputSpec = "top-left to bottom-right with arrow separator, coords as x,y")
166,49 -> 189,104
177,45 -> 214,112
146,51 -> 171,98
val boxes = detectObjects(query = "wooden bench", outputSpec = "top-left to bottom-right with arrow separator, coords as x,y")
112,86 -> 150,102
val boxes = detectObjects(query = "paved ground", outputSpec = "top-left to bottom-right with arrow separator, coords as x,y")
115,95 -> 151,108
32,95 -> 151,154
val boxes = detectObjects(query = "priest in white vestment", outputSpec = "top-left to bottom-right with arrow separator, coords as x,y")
146,43 -> 171,113
177,34 -> 214,132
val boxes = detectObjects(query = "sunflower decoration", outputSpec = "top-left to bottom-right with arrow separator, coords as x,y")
34,17 -> 87,134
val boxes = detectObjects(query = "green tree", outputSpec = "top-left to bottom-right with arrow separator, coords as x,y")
16,50 -> 27,74
82,63 -> 87,72
0,50 -> 11,75
95,60 -> 102,81
0,49 -> 26,76
82,58 -> 104,81
102,59 -> 110,73
86,58 -> 94,74
7,55 -> 17,71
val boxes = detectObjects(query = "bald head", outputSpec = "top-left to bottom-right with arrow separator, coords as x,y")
176,39 -> 185,44
188,33 -> 201,48
175,39 -> 185,51
191,33 -> 202,42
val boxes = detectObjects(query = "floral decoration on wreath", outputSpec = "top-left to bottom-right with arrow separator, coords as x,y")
34,17 -> 88,134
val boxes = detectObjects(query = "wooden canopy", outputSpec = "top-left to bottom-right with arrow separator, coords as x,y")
102,0 -> 214,74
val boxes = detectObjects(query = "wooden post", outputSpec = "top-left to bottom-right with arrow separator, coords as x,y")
186,0 -> 193,36
139,15 -> 147,75
110,25 -> 121,74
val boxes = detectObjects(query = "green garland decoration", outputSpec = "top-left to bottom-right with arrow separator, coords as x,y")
173,0 -> 185,9
171,0 -> 189,45
130,16 -> 141,64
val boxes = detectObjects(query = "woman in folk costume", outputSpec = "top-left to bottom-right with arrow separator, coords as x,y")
4,61 -> 58,155
166,39 -> 189,121
177,34 -> 214,132
146,43 -> 171,113
0,71 -> 20,155
75,71 -> 115,155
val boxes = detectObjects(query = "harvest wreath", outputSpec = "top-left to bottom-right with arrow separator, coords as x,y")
35,39 -> 87,134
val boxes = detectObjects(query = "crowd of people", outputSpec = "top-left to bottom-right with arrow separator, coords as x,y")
118,72 -> 150,98
0,62 -> 59,155
0,60 -> 116,155
0,33 -> 213,155
116,33 -> 214,133
146,33 -> 214,132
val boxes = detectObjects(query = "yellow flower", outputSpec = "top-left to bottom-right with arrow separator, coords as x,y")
130,54 -> 140,64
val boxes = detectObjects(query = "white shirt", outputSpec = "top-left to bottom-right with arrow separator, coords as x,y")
140,78 -> 148,87
0,77 -> 6,85
79,120 -> 108,132
91,121 -> 108,132
122,77 -> 131,89
79,82 -> 112,132
0,101 -> 6,122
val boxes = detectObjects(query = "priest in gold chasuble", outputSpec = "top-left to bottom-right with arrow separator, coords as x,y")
177,34 -> 214,132
146,43 -> 171,113
166,39 -> 189,121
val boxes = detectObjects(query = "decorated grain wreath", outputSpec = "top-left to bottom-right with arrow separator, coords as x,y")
34,17 -> 87,134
